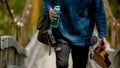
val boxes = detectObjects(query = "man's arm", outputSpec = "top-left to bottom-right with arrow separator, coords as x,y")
92,0 -> 107,38
44,0 -> 57,22
91,0 -> 107,45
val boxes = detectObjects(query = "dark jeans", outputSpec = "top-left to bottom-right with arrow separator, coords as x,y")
55,39 -> 89,68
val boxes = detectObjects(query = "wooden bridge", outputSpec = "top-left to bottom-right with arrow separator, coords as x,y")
0,0 -> 120,68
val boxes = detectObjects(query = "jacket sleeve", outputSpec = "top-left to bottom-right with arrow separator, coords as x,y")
44,0 -> 53,12
91,0 -> 107,37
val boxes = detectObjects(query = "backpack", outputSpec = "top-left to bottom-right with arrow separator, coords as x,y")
37,0 -> 57,55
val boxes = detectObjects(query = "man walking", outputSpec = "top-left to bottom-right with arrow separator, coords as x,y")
44,0 -> 107,68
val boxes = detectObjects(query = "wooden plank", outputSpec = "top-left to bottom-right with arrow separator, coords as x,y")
14,50 -> 26,68
19,55 -> 26,68
0,50 -> 6,68
8,48 -> 15,66
15,53 -> 19,66
0,51 -> 3,68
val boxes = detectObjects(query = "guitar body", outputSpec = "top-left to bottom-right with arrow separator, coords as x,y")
92,49 -> 111,68
92,52 -> 107,68
90,38 -> 111,68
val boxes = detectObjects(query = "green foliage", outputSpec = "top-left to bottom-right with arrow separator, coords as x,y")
10,0 -> 26,16
108,0 -> 120,19
0,0 -> 26,36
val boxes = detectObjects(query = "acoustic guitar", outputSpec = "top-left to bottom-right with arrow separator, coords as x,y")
91,37 -> 111,68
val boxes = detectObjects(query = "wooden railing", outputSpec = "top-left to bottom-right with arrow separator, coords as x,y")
0,36 -> 26,68
0,0 -> 43,68
104,0 -> 120,48
0,0 -> 39,47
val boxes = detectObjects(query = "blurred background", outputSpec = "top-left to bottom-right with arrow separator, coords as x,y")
0,0 -> 43,47
0,0 -> 120,68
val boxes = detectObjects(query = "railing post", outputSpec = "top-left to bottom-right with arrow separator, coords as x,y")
0,36 -> 26,68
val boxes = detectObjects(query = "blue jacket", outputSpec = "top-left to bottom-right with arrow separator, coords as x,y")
44,0 -> 107,46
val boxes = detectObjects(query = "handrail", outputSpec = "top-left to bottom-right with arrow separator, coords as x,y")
0,36 -> 26,68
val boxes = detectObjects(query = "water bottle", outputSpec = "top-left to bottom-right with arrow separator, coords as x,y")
52,6 -> 60,28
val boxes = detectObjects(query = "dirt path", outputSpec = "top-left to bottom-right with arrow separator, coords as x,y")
26,31 -> 118,68
29,41 -> 102,68
31,42 -> 73,68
